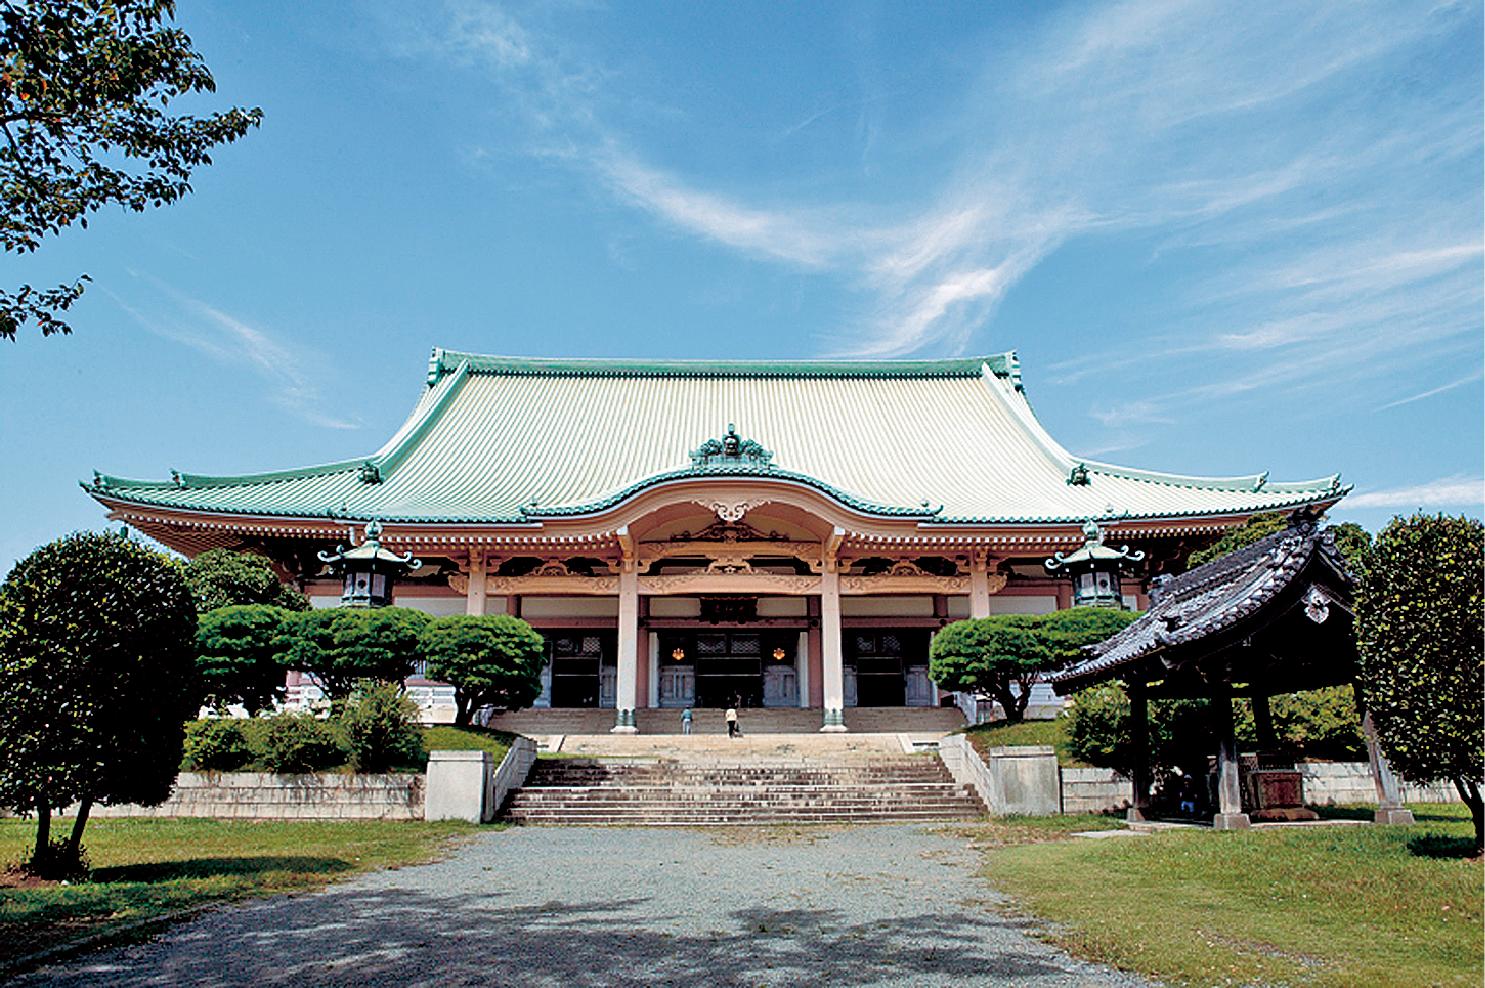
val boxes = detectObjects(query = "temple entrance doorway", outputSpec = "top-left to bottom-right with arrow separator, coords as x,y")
543,631 -> 617,708
659,631 -> 799,708
846,630 -> 934,707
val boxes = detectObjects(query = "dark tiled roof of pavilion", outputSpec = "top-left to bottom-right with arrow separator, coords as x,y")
1051,516 -> 1353,690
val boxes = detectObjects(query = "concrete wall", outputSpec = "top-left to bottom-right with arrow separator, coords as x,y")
1300,762 -> 1460,805
81,772 -> 425,820
939,736 -> 1060,815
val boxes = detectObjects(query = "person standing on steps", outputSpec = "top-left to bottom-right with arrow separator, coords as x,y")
725,704 -> 739,738
681,706 -> 693,735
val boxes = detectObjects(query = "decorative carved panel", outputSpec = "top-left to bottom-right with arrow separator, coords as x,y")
640,572 -> 821,595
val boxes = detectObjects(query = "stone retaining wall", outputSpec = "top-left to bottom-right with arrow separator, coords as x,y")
83,772 -> 425,820
1060,767 -> 1133,814
1299,762 -> 1459,805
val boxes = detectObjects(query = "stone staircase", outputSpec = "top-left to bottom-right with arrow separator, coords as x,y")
501,736 -> 986,826
486,705 -> 966,737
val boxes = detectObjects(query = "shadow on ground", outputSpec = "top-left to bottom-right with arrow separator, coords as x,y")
27,886 -> 1083,987
91,856 -> 354,884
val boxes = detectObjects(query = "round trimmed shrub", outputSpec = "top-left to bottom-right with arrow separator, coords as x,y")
259,714 -> 345,773
183,719 -> 253,771
342,681 -> 426,773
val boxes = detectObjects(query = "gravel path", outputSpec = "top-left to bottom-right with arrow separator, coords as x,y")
20,825 -> 1152,987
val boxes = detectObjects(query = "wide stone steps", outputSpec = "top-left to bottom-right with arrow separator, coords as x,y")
503,752 -> 985,826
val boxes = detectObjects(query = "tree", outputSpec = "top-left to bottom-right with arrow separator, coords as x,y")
195,604 -> 289,714
342,681 -> 426,772
0,531 -> 198,876
1356,513 -> 1484,853
1186,512 -> 1288,568
931,608 -> 1139,723
420,615 -> 546,726
277,607 -> 428,702
1039,607 -> 1140,663
182,548 -> 308,613
1,0 -> 262,340
930,615 -> 1052,723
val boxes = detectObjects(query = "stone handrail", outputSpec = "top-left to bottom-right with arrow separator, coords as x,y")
487,736 -> 537,820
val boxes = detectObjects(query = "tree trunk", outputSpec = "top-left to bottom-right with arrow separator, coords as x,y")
1454,777 -> 1483,855
65,795 -> 93,865
32,791 -> 51,872
454,695 -> 471,728
992,684 -> 1027,723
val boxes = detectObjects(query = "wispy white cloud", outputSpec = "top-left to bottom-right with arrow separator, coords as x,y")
1377,371 -> 1484,411
1346,476 -> 1484,509
391,0 -> 1481,405
107,280 -> 359,431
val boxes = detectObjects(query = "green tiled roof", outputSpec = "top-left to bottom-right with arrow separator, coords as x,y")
86,350 -> 1347,525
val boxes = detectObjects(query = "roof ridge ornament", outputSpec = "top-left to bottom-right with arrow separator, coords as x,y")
690,423 -> 774,469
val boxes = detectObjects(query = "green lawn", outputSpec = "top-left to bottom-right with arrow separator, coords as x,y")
961,715 -> 1087,766
974,805 -> 1482,987
422,724 -> 518,764
0,817 -> 476,973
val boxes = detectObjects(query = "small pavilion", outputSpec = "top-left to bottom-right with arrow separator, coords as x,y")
1051,511 -> 1413,829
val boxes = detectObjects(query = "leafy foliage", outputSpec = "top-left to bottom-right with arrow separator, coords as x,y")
1186,513 -> 1288,568
277,607 -> 428,701
182,549 -> 308,613
420,614 -> 546,726
182,718 -> 252,771
341,681 -> 426,772
0,530 -> 198,876
258,713 -> 345,774
1066,683 -> 1367,788
1,0 -> 261,339
931,608 -> 1137,723
194,604 -> 289,714
1356,513 -> 1484,850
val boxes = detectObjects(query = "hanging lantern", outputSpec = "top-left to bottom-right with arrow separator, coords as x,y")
1044,519 -> 1145,609
772,646 -> 787,661
317,520 -> 422,608
671,646 -> 687,662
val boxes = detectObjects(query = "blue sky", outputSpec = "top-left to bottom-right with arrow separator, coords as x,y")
2,0 -> 1482,571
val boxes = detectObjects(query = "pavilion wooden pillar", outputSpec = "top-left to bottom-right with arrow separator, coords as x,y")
1127,678 -> 1153,822
1212,684 -> 1250,830
1358,702 -> 1415,825
1251,692 -> 1277,751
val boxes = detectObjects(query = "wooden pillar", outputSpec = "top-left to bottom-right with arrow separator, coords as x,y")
634,598 -> 650,710
1127,678 -> 1153,822
1213,685 -> 1250,830
611,565 -> 639,733
1252,693 -> 1277,751
970,557 -> 992,619
1359,702 -> 1415,825
464,548 -> 486,616
819,568 -> 846,731
806,597 -> 824,708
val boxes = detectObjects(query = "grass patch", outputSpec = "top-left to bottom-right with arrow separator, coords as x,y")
422,725 -> 517,764
979,804 -> 1482,986
962,716 -> 1087,767
0,817 -> 476,972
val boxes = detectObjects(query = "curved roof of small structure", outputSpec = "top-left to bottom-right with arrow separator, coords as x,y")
1052,519 -> 1354,691
86,349 -> 1347,526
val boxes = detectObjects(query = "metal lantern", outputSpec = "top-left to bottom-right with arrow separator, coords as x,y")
318,520 -> 422,608
1044,519 -> 1145,609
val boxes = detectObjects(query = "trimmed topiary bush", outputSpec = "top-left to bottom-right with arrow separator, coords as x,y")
259,713 -> 345,773
183,718 -> 253,771
341,681 -> 426,772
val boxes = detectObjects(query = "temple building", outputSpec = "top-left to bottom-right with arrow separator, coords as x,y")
86,350 -> 1347,731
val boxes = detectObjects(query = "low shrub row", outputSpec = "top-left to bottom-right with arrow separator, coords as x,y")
183,681 -> 427,773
